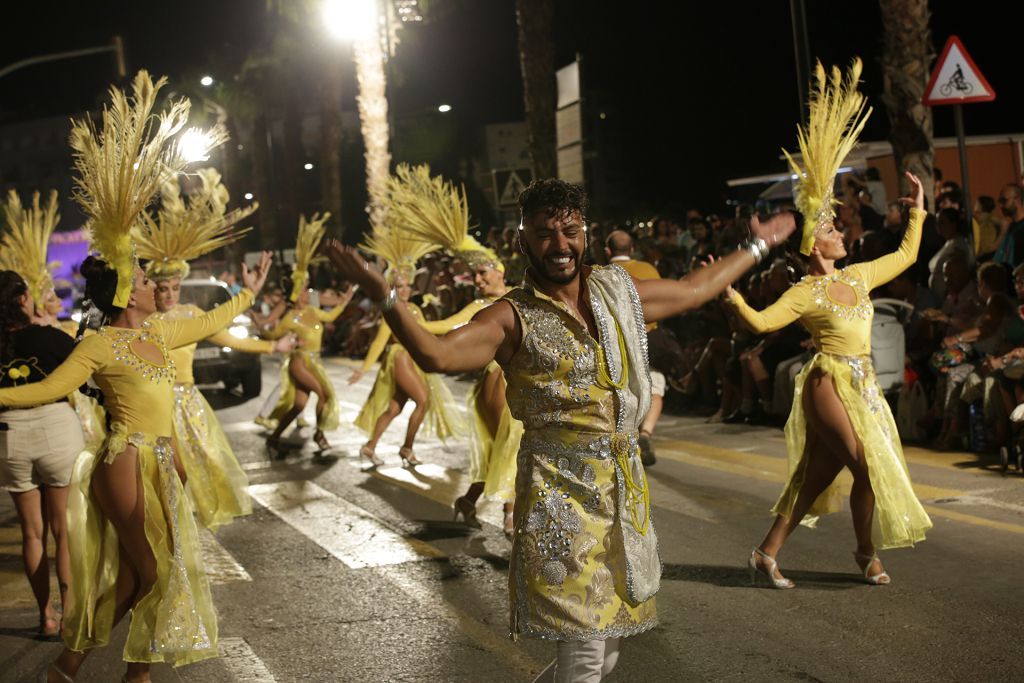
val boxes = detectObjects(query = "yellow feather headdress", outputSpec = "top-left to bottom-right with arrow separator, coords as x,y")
134,167 -> 258,281
69,70 -> 228,307
359,223 -> 437,285
386,163 -> 502,272
290,213 -> 330,302
0,190 -> 60,314
783,58 -> 872,255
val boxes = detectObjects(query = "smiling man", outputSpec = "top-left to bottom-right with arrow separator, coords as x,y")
326,179 -> 795,682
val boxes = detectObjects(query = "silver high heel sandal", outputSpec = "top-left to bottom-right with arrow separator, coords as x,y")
360,443 -> 383,468
854,552 -> 891,585
748,548 -> 795,589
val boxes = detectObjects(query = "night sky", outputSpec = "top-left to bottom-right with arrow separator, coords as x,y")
0,1 -> 1019,219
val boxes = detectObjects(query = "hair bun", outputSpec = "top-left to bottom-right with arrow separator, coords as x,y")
80,255 -> 110,280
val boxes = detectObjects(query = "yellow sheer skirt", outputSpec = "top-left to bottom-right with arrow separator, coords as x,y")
269,350 -> 340,432
776,353 -> 932,549
467,362 -> 521,503
354,344 -> 466,442
68,390 -> 107,454
64,429 -> 218,666
173,384 -> 251,531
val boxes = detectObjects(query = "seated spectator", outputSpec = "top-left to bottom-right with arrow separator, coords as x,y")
973,195 -> 1000,260
928,208 -> 974,299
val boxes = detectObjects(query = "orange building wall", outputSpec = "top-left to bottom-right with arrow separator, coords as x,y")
868,141 -> 1022,205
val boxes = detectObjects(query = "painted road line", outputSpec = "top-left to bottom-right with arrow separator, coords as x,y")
219,637 -> 277,682
365,462 -> 507,529
199,528 -> 252,584
247,480 -> 444,568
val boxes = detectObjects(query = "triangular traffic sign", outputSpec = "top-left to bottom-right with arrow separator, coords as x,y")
499,170 -> 528,206
924,35 -> 996,105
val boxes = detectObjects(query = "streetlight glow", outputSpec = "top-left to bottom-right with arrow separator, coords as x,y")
244,192 -> 254,201
178,129 -> 217,163
304,162 -> 315,170
437,104 -> 452,113
323,0 -> 379,42
200,75 -> 214,87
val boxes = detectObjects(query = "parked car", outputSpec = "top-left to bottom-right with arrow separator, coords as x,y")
180,278 -> 263,398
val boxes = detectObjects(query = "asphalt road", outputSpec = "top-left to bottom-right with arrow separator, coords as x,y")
2,356 -> 1023,682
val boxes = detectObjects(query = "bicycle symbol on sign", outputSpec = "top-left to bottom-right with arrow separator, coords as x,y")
939,63 -> 974,97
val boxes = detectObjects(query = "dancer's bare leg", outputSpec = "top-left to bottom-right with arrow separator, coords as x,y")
393,350 -> 429,450
42,486 -> 71,619
10,488 -> 58,629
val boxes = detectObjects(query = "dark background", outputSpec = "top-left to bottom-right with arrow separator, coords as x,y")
0,1 -> 1017,223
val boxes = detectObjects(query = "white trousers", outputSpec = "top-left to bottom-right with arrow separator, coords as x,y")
532,638 -> 621,683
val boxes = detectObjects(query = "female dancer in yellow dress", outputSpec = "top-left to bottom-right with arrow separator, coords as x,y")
135,169 -> 295,530
0,72 -> 269,682
266,213 -> 354,455
725,60 -> 932,588
384,164 -> 522,535
350,220 -> 465,467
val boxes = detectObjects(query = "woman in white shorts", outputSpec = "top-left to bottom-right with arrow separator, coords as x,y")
0,271 -> 85,635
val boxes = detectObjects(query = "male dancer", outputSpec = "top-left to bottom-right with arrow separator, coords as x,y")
327,179 -> 794,682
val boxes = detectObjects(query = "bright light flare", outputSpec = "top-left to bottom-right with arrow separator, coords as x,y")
200,75 -> 214,87
179,128 -> 218,163
437,103 -> 452,113
323,0 -> 379,42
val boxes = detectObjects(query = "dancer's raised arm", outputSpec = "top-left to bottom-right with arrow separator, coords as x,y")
634,212 -> 797,323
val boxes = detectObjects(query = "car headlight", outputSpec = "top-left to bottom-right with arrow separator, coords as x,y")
228,325 -> 249,339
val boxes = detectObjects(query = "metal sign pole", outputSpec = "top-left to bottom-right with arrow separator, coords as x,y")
953,103 -> 973,229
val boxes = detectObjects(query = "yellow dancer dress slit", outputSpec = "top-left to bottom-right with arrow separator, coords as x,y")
0,289 -> 255,666
266,305 -> 343,431
728,207 -> 933,549
354,302 -> 465,441
421,299 -> 520,501
151,304 -> 275,531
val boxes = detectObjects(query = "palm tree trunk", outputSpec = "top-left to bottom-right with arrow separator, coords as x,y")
321,61 -> 345,240
515,0 -> 556,179
354,35 -> 391,232
879,0 -> 935,207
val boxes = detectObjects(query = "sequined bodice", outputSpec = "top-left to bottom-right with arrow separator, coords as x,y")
94,322 -> 178,435
799,266 -> 874,355
281,308 -> 325,351
151,305 -> 200,385
502,287 -> 616,432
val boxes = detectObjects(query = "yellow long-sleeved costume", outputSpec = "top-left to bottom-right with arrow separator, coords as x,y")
265,305 -> 343,431
425,299 -> 522,502
353,302 -> 466,442
54,322 -> 108,453
0,290 -> 255,666
151,303 -> 274,531
728,207 -> 932,548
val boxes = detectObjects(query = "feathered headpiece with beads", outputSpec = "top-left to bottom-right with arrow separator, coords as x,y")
385,164 -> 502,272
289,213 -> 330,302
134,168 -> 257,281
0,190 -> 60,314
69,70 -> 228,307
359,222 -> 437,285
784,58 -> 872,255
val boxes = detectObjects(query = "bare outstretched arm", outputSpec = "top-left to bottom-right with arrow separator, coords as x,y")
323,241 -> 516,373
634,212 -> 797,323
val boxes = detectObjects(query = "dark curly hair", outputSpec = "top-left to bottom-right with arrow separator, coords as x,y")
0,270 -> 30,363
518,178 -> 589,225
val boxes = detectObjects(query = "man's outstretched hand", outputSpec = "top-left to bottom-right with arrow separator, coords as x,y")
321,239 -> 389,303
750,212 -> 797,249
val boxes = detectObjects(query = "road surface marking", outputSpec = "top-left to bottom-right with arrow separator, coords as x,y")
247,480 -> 444,568
219,637 -> 277,681
199,528 -> 252,584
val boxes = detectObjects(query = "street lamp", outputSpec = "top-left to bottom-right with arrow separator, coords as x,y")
244,192 -> 254,201
322,0 -> 378,42
304,162 -> 315,171
437,104 -> 452,113
200,75 -> 214,87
